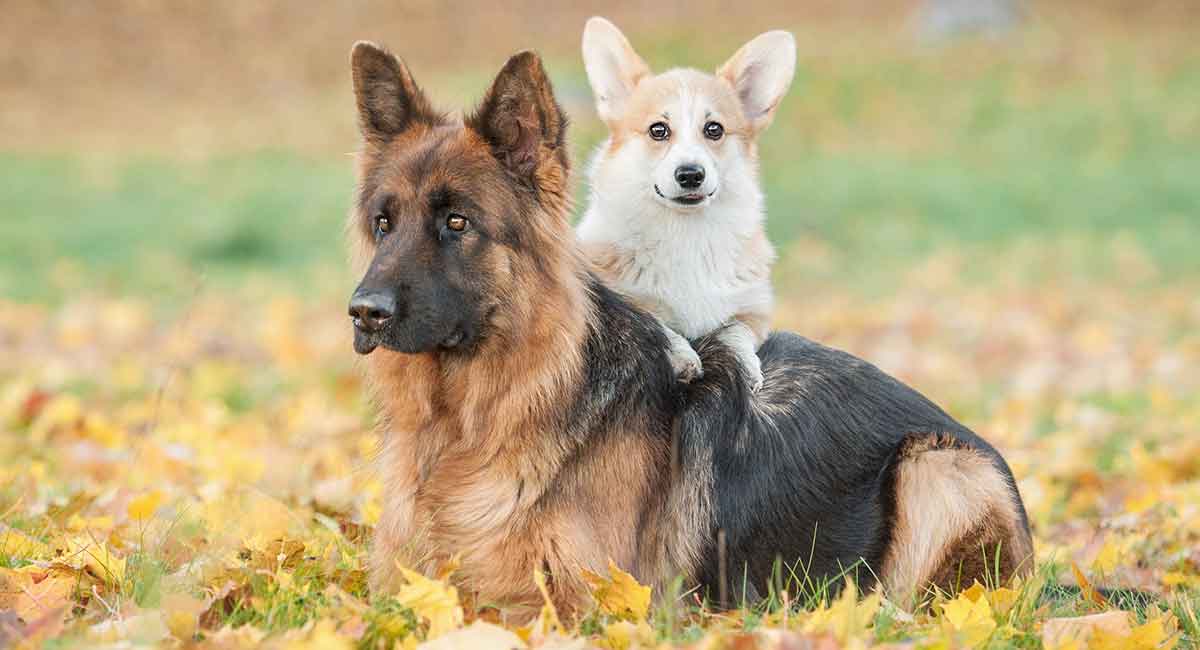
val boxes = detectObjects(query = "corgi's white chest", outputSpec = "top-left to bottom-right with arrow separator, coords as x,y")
579,205 -> 771,339
626,236 -> 752,337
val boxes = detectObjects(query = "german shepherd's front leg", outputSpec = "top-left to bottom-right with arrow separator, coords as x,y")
369,432 -> 434,594
717,312 -> 769,391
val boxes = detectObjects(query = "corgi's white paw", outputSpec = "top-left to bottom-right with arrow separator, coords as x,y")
668,343 -> 704,383
739,349 -> 764,392
748,367 -> 764,392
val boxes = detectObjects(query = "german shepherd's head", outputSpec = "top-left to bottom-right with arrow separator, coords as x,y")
347,43 -> 572,356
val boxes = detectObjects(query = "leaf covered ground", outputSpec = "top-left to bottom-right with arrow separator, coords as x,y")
2,241 -> 1198,648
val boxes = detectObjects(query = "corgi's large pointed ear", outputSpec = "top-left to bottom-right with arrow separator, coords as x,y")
468,51 -> 569,193
717,31 -> 796,133
350,41 -> 437,142
582,17 -> 650,123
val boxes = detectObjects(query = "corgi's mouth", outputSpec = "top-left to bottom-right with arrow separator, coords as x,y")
655,185 -> 716,207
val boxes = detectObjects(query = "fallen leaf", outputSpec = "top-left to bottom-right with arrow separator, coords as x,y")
800,579 -> 881,644
1042,611 -> 1131,649
0,565 -> 75,622
417,620 -> 524,650
522,568 -> 562,644
1071,562 -> 1109,608
127,490 -> 165,521
161,591 -> 207,641
940,590 -> 996,648
989,586 -> 1021,616
581,560 -> 652,622
393,564 -> 463,640
597,619 -> 656,650
0,526 -> 49,561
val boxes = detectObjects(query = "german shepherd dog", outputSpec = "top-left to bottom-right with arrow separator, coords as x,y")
346,42 -> 1034,616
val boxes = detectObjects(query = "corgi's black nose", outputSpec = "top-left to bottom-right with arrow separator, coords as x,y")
674,164 -> 705,189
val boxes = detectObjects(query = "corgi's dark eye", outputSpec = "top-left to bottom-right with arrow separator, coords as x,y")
374,215 -> 391,237
446,214 -> 469,232
648,122 -> 670,141
704,121 -> 724,140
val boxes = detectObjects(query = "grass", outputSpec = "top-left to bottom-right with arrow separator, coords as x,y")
3,20 -> 1198,303
0,152 -> 355,303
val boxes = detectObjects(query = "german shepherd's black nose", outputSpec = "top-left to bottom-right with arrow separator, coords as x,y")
674,164 -> 705,189
348,290 -> 397,332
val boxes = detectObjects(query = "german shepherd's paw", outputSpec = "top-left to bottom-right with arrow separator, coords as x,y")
668,341 -> 704,383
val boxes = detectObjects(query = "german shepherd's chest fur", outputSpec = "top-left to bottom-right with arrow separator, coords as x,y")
364,293 -> 681,614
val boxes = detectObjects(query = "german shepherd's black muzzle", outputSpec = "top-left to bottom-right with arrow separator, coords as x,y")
349,253 -> 478,355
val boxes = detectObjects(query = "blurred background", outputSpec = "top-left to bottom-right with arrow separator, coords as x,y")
2,1 -> 1200,634
3,0 -> 1197,301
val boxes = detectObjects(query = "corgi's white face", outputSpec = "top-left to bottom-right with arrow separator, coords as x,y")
582,17 -> 795,217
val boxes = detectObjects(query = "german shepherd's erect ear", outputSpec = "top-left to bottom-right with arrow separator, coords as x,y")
468,52 -> 569,198
350,41 -> 440,142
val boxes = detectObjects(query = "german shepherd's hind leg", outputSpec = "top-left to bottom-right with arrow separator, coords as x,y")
882,433 -> 1034,606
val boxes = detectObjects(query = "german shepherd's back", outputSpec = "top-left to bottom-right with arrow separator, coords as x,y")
345,42 -> 1033,616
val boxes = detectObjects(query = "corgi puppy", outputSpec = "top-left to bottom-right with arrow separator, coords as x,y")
576,17 -> 796,390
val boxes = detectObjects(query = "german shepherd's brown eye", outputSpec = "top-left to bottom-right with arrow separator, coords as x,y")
648,122 -> 670,141
446,214 -> 468,232
704,121 -> 724,140
375,215 -> 391,236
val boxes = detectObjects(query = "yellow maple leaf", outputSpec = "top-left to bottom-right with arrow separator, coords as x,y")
419,621 -> 526,650
0,525 -> 50,561
1044,639 -> 1085,650
161,591 -> 207,641
281,618 -> 352,650
1089,615 -> 1173,650
961,581 -> 987,603
57,536 -> 126,587
1163,572 -> 1200,589
1041,611 -> 1131,649
989,586 -> 1021,617
82,413 -> 127,449
66,513 -> 115,532
524,568 -> 562,641
598,619 -> 656,650
1126,613 -> 1175,650
0,565 -> 74,622
1124,490 -> 1158,515
127,490 -> 165,521
799,579 -> 881,643
1093,537 -> 1127,575
581,560 -> 652,622
393,564 -> 463,640
940,590 -> 996,648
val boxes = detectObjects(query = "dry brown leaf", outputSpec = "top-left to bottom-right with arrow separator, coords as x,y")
1042,611 -> 1131,648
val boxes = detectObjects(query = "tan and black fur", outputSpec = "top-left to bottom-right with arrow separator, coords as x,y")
345,42 -> 1034,617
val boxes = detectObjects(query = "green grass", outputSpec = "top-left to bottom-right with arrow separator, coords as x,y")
0,152 -> 355,303
2,31 -> 1198,304
3,139 -> 1197,304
